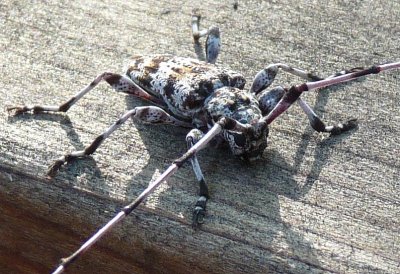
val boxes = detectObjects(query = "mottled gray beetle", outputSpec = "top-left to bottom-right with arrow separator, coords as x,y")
7,10 -> 400,274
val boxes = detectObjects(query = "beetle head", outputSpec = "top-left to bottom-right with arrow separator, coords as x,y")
224,120 -> 269,161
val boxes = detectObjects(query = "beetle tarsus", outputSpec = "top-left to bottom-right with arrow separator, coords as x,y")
192,197 -> 207,229
329,118 -> 358,135
7,106 -> 28,115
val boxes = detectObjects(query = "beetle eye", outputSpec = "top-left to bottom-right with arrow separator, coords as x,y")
233,133 -> 246,147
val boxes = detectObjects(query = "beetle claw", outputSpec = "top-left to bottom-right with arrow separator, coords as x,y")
192,207 -> 206,229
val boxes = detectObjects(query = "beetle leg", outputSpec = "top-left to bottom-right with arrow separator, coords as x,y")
256,66 -> 364,130
260,64 -> 386,125
250,64 -> 364,95
7,73 -> 164,115
256,86 -> 286,116
191,9 -> 207,41
250,63 -> 322,95
297,98 -> 357,135
191,9 -> 220,64
46,106 -> 191,177
205,27 -> 220,64
132,106 -> 192,127
258,85 -> 357,135
186,129 -> 209,228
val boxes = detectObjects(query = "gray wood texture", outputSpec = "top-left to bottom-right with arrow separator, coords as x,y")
1,1 -> 399,273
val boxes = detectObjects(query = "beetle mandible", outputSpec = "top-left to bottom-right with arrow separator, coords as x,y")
7,9 -> 400,274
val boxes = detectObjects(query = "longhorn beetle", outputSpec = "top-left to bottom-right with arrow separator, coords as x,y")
7,9 -> 400,274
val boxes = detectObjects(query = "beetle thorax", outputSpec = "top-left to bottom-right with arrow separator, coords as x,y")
205,87 -> 269,160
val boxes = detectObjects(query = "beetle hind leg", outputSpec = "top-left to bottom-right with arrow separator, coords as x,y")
7,73 -> 164,115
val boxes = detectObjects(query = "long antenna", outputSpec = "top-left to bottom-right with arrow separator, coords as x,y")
52,120 -> 227,274
263,61 -> 400,125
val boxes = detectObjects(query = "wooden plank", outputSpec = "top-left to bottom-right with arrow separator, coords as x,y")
1,0 -> 399,273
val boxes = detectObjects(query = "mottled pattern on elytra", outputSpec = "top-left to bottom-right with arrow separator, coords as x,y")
126,54 -> 246,127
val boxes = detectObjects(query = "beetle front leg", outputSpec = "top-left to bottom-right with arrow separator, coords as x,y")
250,63 -> 364,95
297,98 -> 357,135
250,64 -> 325,95
257,86 -> 357,135
7,73 -> 164,115
186,128 -> 209,228
191,9 -> 220,64
47,106 -> 192,177
257,86 -> 286,116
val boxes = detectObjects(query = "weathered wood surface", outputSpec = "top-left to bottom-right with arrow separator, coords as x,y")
1,1 -> 399,273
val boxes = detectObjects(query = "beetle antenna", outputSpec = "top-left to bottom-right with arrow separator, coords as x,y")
306,62 -> 400,91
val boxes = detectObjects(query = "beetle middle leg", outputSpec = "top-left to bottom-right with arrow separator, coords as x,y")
46,106 -> 192,177
186,128 -> 210,228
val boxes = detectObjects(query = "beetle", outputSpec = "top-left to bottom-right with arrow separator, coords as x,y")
7,9 -> 400,274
